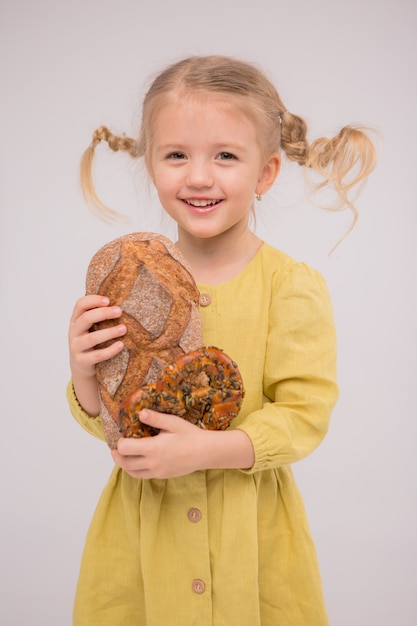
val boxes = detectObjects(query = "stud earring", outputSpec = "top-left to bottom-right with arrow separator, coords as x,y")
255,193 -> 262,202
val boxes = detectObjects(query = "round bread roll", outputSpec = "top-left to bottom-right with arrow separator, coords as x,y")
85,232 -> 203,448
118,346 -> 245,438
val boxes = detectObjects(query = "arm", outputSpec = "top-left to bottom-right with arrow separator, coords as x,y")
237,262 -> 339,473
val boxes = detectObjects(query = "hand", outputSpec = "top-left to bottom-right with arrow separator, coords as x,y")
68,294 -> 127,415
111,409 -> 208,479
68,294 -> 126,379
112,410 -> 256,478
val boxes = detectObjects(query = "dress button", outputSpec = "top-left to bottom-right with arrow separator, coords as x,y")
192,579 -> 206,594
187,507 -> 202,523
199,293 -> 212,307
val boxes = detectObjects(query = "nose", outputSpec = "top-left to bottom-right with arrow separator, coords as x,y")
185,159 -> 214,189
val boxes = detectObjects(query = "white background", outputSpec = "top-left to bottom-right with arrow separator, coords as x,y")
1,0 -> 416,624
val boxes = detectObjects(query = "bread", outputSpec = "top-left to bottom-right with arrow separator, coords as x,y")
118,346 -> 245,438
85,232 -> 203,448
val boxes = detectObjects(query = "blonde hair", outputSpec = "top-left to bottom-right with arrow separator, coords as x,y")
81,55 -> 376,237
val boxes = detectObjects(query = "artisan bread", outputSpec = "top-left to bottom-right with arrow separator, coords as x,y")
85,232 -> 203,448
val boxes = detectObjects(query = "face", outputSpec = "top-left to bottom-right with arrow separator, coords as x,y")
148,95 -> 279,243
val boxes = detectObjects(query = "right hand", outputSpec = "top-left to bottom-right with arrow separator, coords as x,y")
68,294 -> 127,381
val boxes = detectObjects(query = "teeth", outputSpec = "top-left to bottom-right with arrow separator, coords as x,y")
186,199 -> 218,207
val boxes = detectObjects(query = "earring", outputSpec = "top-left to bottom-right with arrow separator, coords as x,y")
255,192 -> 262,202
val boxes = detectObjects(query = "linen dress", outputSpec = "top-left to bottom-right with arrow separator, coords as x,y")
67,242 -> 338,626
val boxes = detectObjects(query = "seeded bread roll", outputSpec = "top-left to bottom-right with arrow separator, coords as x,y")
85,232 -> 203,448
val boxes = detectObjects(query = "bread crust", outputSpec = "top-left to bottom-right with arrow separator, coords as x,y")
85,232 -> 203,448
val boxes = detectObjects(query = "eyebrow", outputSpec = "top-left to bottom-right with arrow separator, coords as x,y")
154,142 -> 249,153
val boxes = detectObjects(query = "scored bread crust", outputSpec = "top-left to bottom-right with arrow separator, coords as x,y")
85,232 -> 203,448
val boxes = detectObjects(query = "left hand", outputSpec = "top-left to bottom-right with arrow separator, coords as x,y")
111,409 -> 207,479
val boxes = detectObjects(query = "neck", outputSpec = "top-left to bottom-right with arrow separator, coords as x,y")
176,228 -> 262,285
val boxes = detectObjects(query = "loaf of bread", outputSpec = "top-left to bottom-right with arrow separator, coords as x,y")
85,232 -> 204,448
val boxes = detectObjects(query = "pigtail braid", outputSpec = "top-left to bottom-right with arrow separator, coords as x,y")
280,110 -> 310,166
280,112 -> 376,250
80,126 -> 140,221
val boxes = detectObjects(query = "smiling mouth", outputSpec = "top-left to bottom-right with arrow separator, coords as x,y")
184,199 -> 221,208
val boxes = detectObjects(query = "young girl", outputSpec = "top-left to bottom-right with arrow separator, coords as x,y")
68,55 -> 375,625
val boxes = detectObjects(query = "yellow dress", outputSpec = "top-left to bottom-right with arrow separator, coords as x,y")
67,242 -> 338,626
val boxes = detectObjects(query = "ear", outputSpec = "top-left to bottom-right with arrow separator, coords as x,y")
256,152 -> 281,195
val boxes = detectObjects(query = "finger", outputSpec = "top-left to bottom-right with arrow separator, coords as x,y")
111,449 -> 151,475
73,340 -> 126,371
76,305 -> 124,335
70,295 -> 110,322
138,409 -> 179,433
69,316 -> 126,356
80,322 -> 127,351
70,293 -> 123,328
69,308 -> 125,350
116,436 -> 149,456
69,323 -> 127,374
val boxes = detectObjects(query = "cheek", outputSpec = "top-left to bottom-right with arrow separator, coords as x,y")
157,181 -> 176,202
230,173 -> 258,198
152,167 -> 177,190
151,171 -> 167,195
152,176 -> 179,210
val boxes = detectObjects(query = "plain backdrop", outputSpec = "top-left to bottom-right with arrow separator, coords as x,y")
1,0 -> 416,624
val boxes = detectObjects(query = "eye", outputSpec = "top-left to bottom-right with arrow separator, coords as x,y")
217,152 -> 237,161
167,152 -> 186,160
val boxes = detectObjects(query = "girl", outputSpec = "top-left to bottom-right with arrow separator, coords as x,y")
68,55 -> 376,625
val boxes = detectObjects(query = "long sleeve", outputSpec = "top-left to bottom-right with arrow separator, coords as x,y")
66,381 -> 106,442
236,261 -> 338,472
